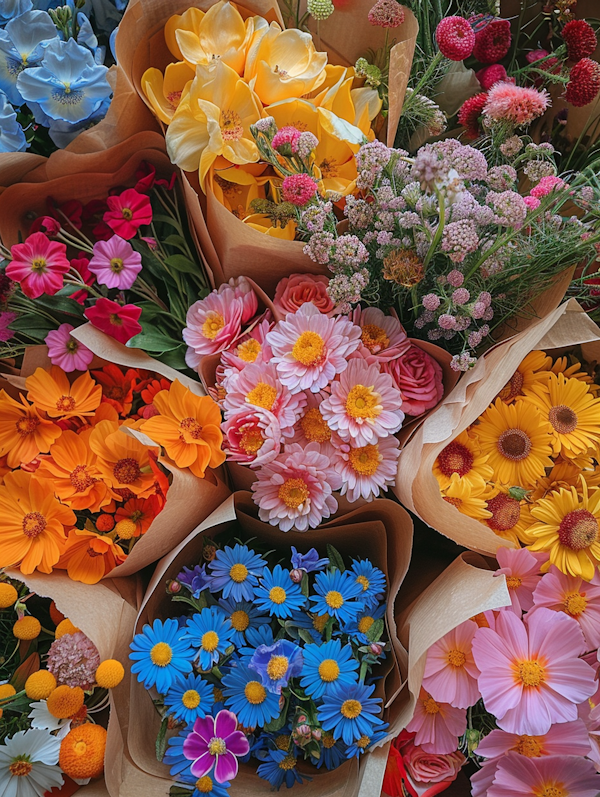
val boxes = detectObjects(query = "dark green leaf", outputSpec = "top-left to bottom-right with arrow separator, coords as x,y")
366,619 -> 384,643
156,715 -> 169,762
164,255 -> 200,274
164,234 -> 189,251
326,544 -> 345,573
263,704 -> 289,733
300,572 -> 309,598
128,331 -> 183,353
158,346 -> 188,371
298,628 -> 315,646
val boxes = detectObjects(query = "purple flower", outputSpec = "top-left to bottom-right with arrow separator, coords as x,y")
0,311 -> 17,342
182,710 -> 249,783
177,564 -> 210,599
248,639 -> 304,694
290,547 -> 329,573
89,234 -> 143,289
45,323 -> 94,372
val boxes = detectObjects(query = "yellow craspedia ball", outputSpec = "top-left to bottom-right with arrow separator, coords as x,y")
114,519 -> 137,540
47,685 -> 85,719
25,670 -> 57,700
0,583 -> 18,609
13,616 -> 41,640
0,684 -> 16,700
95,660 -> 124,689
55,619 -> 79,639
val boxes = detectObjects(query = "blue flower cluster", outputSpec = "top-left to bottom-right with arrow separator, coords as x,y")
130,544 -> 390,792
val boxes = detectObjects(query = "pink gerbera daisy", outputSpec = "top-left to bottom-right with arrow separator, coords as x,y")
421,620 -> 480,709
471,607 -> 596,735
351,306 -> 411,362
476,720 -> 591,760
84,298 -> 142,345
266,303 -> 362,394
251,442 -> 342,531
494,547 -> 547,615
45,324 -> 94,372
88,235 -> 142,290
488,752 -> 600,797
226,276 -> 259,324
183,287 -> 247,367
221,406 -> 281,467
7,232 -> 70,299
220,317 -> 273,373
530,565 -> 600,650
103,188 -> 152,239
405,689 -> 467,755
483,83 -> 550,126
320,358 -> 404,446
331,434 -> 400,502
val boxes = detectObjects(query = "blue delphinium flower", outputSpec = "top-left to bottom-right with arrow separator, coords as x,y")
312,733 -> 346,770
0,0 -> 33,25
182,607 -> 234,671
257,748 -> 304,790
164,672 -> 215,724
343,603 -> 386,645
129,618 -> 194,694
350,559 -> 386,609
238,624 -> 275,661
178,564 -> 210,599
17,38 -> 111,123
217,598 -> 270,647
290,547 -> 329,573
208,544 -> 267,602
309,569 -> 365,625
248,639 -> 303,694
0,90 -> 26,151
253,564 -> 306,619
317,681 -> 384,746
164,729 -> 195,783
299,639 -> 359,700
0,10 -> 57,105
345,724 -> 389,759
221,663 -> 280,728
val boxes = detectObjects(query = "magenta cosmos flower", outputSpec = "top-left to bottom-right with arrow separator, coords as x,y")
494,547 -> 547,616
488,752 -> 600,797
103,188 -> 152,239
320,358 -> 404,446
421,619 -> 480,709
267,302 -> 362,394
331,434 -> 400,502
7,232 -> 70,299
45,324 -> 94,372
84,298 -> 142,345
182,710 -> 249,783
88,235 -> 142,290
0,311 -> 16,342
183,288 -> 247,367
405,688 -> 467,755
471,607 -> 596,735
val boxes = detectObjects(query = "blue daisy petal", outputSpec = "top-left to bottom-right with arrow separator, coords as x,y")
253,564 -> 307,619
207,544 -> 267,602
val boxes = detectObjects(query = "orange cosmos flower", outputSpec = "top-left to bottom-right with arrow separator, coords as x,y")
92,364 -> 139,416
26,367 -> 102,419
140,380 -> 225,478
0,391 -> 62,468
0,469 -> 75,574
58,528 -> 126,584
35,430 -> 113,512
114,495 -> 161,537
89,419 -> 158,497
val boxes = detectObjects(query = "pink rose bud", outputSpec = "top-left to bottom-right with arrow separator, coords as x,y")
370,643 -> 383,655
290,568 -> 304,583
168,580 -> 181,593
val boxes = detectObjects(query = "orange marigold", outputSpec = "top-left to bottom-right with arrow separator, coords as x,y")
26,366 -> 102,419
58,529 -> 126,584
92,364 -> 138,416
0,390 -> 61,468
90,420 -> 158,497
59,723 -> 107,780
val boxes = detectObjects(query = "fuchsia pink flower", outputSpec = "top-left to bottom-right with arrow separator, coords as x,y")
487,752 -> 600,797
103,188 -> 152,239
472,17 -> 511,64
7,232 -> 70,299
0,311 -> 16,343
421,620 -> 480,709
281,174 -> 319,206
405,689 -> 467,755
88,235 -> 142,290
271,126 -> 302,153
45,324 -> 94,372
84,298 -> 142,345
435,16 -> 475,61
494,547 -> 547,615
183,710 -> 249,783
529,175 -> 566,198
483,83 -> 550,126
274,274 -> 334,316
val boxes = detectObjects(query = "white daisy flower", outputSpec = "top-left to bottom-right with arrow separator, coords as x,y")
0,729 -> 63,797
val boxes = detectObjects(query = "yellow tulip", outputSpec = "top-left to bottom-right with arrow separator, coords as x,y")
164,7 -> 205,60
166,60 -> 263,189
313,72 -> 380,138
243,214 -> 297,239
244,22 -> 328,105
141,62 -> 195,124
209,162 -> 270,219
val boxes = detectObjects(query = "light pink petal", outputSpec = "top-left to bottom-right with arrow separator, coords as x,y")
475,729 -> 518,759
544,720 -> 592,756
545,659 -> 597,704
526,607 -> 586,661
471,760 -> 499,797
496,685 -> 552,736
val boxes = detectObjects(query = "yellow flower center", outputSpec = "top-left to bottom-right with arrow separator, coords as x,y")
115,519 -> 137,540
201,631 -> 219,652
538,785 -> 566,797
150,642 -> 172,667
246,382 -> 277,411
319,157 -> 339,178
356,735 -> 371,749
356,576 -> 370,593
361,324 -> 390,354
292,331 -> 325,366
167,90 -> 183,109
208,737 -> 227,756
110,258 -> 124,274
74,741 -> 87,755
506,576 -> 523,590
313,613 -> 329,633
517,660 -> 545,687
9,760 -> 33,777
279,754 -> 297,771
220,109 -> 244,141
358,616 -> 374,634
195,776 -> 214,793
548,404 -> 578,435
497,429 -> 532,461
122,208 -> 133,220
229,563 -> 248,583
239,427 -> 264,455
318,659 -> 340,682
269,586 -> 287,605
69,464 -> 95,492
182,689 -> 201,709
514,735 -> 544,757
278,477 -> 310,509
349,444 -> 381,476
300,407 -> 331,443
236,338 -> 261,362
179,417 -> 203,440
323,732 -> 336,749
423,696 -> 440,715
30,258 -> 47,273
22,511 -> 47,539
498,370 -> 524,402
230,610 -> 250,631
564,592 -> 587,617
15,416 -> 39,436
325,590 -> 344,609
340,699 -> 362,719
202,312 -> 225,340
267,655 -> 289,681
244,680 -> 266,704
558,509 -> 599,551
113,457 -> 141,484
447,649 -> 466,668
56,395 -> 76,413
275,735 -> 291,751
345,385 -> 381,419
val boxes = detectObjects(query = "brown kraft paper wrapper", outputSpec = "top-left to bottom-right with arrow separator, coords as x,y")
394,298 -> 600,555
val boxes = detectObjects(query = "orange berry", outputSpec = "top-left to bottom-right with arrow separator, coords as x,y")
60,724 -> 107,779
13,616 -> 41,640
49,601 -> 65,626
95,514 -> 115,533
95,660 -> 124,689
0,684 -> 16,701
0,583 -> 18,608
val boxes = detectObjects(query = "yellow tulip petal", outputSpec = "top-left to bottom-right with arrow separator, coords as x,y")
164,7 -> 205,59
141,68 -> 174,124
166,101 -> 211,172
318,107 -> 367,147
243,214 -> 296,239
177,0 -> 247,74
224,137 -> 259,166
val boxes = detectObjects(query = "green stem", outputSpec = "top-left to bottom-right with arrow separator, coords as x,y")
403,51 -> 444,115
423,188 -> 445,269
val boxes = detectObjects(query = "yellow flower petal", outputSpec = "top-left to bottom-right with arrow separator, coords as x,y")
176,0 -> 248,75
243,214 -> 296,239
164,7 -> 205,60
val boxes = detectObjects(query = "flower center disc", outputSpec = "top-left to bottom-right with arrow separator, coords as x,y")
300,408 -> 331,443
564,592 -> 587,616
150,641 -> 172,667
70,464 -> 95,492
278,478 -> 310,509
180,417 -> 203,440
22,511 -> 47,539
182,689 -> 201,708
340,699 -> 362,719
318,659 -> 340,682
325,590 -> 344,609
506,576 -> 523,590
195,776 -> 214,794
447,649 -> 466,667
236,338 -> 261,362
220,110 -> 244,140
230,610 -> 250,631
269,586 -> 287,605
423,696 -> 440,714
497,428 -> 532,461
498,370 -> 524,401
56,395 -> 76,413
358,616 -> 374,634
239,427 -> 264,454
345,385 -> 381,419
548,404 -> 578,434
558,509 -> 599,550
113,457 -> 141,484
244,680 -> 266,704
208,737 -> 227,756
517,659 -> 545,687
292,331 -> 326,367
514,735 -> 544,757
9,760 -> 33,777
229,563 -> 248,583
437,441 -> 474,477
246,382 -> 277,411
201,631 -> 219,652
485,494 -> 521,532
267,655 -> 289,680
361,324 -> 390,354
16,416 -> 39,436
202,312 -> 225,340
349,444 -> 380,476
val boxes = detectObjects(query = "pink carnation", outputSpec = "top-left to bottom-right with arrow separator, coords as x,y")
274,274 -> 334,316
524,195 -> 541,210
88,234 -> 142,290
494,547 -> 547,615
483,83 -> 550,126
351,306 -> 410,362
381,345 -> 444,417
422,620 -> 480,709
331,434 -> 400,502
281,174 -> 318,206
529,175 -> 566,198
227,276 -> 259,324
45,323 -> 94,373
222,406 -> 282,467
47,630 -> 100,690
7,232 -> 70,299
406,689 -> 467,755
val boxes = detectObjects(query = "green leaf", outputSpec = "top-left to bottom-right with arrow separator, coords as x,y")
298,628 -> 315,646
300,572 -> 309,598
164,234 -> 189,251
128,331 -> 183,353
366,619 -> 384,643
164,255 -> 200,274
263,703 -> 289,733
156,715 -> 169,762
152,213 -> 182,229
326,544 -> 345,573
158,346 -> 188,371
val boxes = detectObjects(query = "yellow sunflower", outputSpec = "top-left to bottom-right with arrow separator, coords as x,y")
481,487 -> 536,546
495,350 -> 552,403
432,429 -> 493,491
441,472 -> 492,520
522,373 -> 600,459
472,399 -> 553,487
526,481 -> 600,580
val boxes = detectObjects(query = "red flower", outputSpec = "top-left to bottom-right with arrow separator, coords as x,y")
435,16 -> 475,61
30,216 -> 62,237
92,363 -> 139,416
7,232 -> 70,299
457,92 -> 488,139
472,17 -> 511,64
84,298 -> 142,344
562,19 -> 597,62
69,257 -> 94,305
46,198 -> 83,230
476,64 -> 508,90
139,377 -> 171,418
103,189 -> 152,239
565,57 -> 600,107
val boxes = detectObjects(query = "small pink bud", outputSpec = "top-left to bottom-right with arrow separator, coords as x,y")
290,569 -> 303,583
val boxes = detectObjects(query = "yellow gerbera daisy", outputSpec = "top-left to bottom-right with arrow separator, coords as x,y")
529,459 -> 584,502
432,429 -> 493,490
481,487 -> 536,546
441,472 -> 492,520
551,355 -> 599,396
472,399 -> 553,487
526,481 -> 600,580
523,373 -> 600,459
495,350 -> 552,403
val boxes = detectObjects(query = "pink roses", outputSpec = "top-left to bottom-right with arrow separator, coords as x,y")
382,344 -> 444,417
273,273 -> 334,316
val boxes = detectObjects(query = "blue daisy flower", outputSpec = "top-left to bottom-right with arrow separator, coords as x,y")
189,771 -> 230,797
317,681 -> 384,746
312,733 -> 347,770
164,673 -> 215,724
164,729 -> 194,783
178,564 -> 210,599
217,598 -> 270,647
182,607 -> 234,671
346,724 -> 389,759
238,624 -> 275,661
129,618 -> 194,694
208,544 -> 267,602
249,639 -> 304,695
309,569 -> 364,625
221,663 -> 280,728
290,547 -> 329,573
257,748 -> 304,790
254,565 -> 307,619
350,559 -> 386,610
299,639 -> 359,699
343,603 -> 386,645
286,610 -> 324,644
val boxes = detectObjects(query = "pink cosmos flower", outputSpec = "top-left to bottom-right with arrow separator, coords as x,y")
0,311 -> 16,342
274,274 -> 334,316
422,620 -> 480,709
483,83 -> 550,126
183,288 -> 247,367
103,188 -> 152,239
331,434 -> 400,502
382,345 -> 444,416
88,235 -> 142,290
405,689 -> 467,755
494,547 -> 547,615
320,358 -> 404,446
251,442 -> 342,531
84,298 -> 142,345
351,306 -> 411,362
183,710 -> 249,783
7,232 -> 70,299
222,406 -> 282,467
476,720 -> 591,760
267,302 -> 362,394
487,752 -> 600,797
45,324 -> 94,372
471,607 -> 596,735
530,565 -> 600,650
